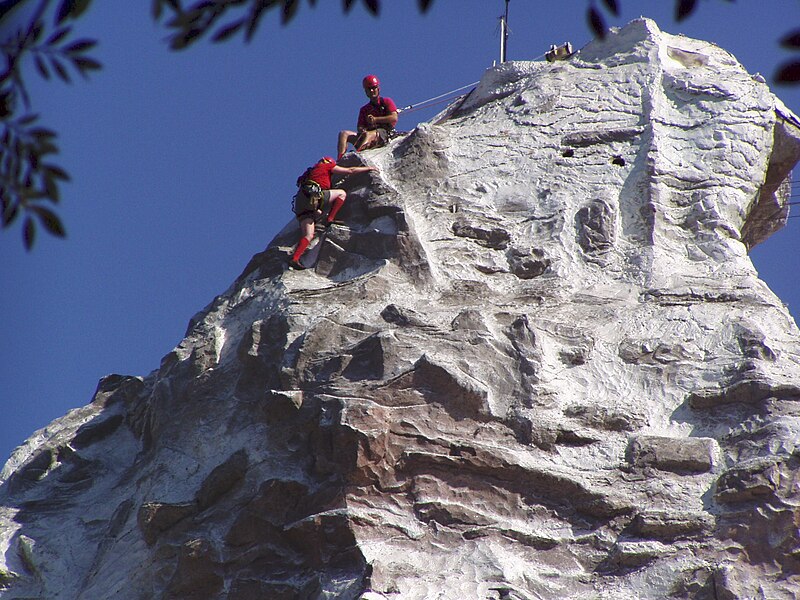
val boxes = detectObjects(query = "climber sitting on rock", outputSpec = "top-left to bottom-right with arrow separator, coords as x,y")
337,74 -> 398,159
289,156 -> 378,270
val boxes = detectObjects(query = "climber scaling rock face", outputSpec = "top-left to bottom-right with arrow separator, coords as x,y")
288,156 -> 379,271
2,18 -> 800,600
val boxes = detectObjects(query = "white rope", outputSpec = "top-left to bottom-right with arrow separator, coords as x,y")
399,93 -> 469,116
397,80 -> 481,114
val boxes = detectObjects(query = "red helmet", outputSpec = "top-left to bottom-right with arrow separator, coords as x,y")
362,74 -> 380,89
321,156 -> 335,164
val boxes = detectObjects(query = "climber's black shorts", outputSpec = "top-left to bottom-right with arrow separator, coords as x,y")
293,189 -> 331,221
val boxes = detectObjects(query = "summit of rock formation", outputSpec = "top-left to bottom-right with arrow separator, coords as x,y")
2,18 -> 800,600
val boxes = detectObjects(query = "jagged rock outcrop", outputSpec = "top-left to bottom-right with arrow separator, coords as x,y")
2,19 -> 800,600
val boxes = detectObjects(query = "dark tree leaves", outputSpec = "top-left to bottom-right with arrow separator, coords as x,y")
675,0 -> 698,22
0,0 -> 29,21
776,60 -> 800,84
341,0 -> 377,16
158,0 -> 410,48
1,196 -> 20,226
63,38 -> 96,53
601,0 -> 619,17
72,55 -> 101,74
212,18 -> 246,42
244,2 -> 269,41
282,0 -> 300,25
32,204 -> 65,236
46,26 -> 71,45
0,91 -> 12,119
1,111 -> 71,248
363,0 -> 379,16
588,5 -> 606,39
778,28 -> 800,84
22,216 -> 34,250
34,55 -> 50,79
56,0 -> 93,25
780,29 -> 800,49
51,57 -> 70,82
71,0 -> 93,19
1,0 -> 100,249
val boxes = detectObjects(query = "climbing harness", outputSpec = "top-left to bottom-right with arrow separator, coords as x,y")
300,179 -> 324,204
292,179 -> 325,220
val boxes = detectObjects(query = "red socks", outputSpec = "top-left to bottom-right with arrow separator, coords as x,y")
292,237 -> 310,262
327,197 -> 345,223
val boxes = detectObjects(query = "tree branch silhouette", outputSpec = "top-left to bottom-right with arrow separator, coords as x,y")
1,0 -> 100,249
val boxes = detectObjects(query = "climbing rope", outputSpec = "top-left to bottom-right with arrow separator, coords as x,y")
397,81 -> 480,115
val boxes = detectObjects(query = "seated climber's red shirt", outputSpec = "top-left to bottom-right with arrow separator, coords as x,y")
299,158 -> 337,190
357,96 -> 398,130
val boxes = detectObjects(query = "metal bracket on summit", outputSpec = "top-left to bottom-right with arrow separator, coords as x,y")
545,42 -> 574,62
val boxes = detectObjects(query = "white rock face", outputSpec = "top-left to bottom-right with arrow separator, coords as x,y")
2,19 -> 800,600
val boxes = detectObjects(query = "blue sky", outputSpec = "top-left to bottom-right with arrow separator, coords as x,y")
2,1 -> 800,463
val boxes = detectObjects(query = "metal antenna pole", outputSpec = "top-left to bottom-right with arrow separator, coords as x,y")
500,0 -> 510,63
500,18 -> 506,63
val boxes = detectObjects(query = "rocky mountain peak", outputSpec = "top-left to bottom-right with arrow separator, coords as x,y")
2,18 -> 800,600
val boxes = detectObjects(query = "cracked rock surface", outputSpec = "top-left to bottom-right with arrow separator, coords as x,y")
2,19 -> 800,600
